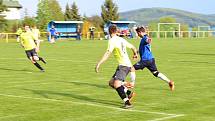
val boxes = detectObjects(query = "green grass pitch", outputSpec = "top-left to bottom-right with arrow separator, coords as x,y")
0,38 -> 215,121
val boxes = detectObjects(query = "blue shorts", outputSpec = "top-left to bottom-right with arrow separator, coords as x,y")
133,58 -> 158,72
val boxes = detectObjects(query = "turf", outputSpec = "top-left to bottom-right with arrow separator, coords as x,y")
0,38 -> 215,121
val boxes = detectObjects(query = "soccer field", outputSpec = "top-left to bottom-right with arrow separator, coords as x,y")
0,38 -> 215,121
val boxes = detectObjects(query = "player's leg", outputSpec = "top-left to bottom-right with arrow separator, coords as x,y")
148,59 -> 174,91
27,50 -> 44,71
111,66 -> 133,108
32,48 -> 46,64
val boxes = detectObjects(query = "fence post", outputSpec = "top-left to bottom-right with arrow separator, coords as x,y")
98,32 -> 100,39
6,33 -> 9,43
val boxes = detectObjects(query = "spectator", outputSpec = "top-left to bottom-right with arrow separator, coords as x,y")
89,27 -> 95,40
76,25 -> 81,40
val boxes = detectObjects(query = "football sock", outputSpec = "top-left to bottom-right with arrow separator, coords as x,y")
124,86 -> 132,96
116,86 -> 128,102
39,57 -> 46,64
34,62 -> 44,71
130,72 -> 136,83
157,73 -> 170,83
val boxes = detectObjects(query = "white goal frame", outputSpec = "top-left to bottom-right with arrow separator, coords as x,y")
198,26 -> 211,31
158,23 -> 181,38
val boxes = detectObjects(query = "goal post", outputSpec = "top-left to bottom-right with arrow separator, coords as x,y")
197,26 -> 211,38
158,23 -> 181,38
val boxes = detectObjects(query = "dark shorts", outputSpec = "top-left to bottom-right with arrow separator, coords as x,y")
112,65 -> 131,82
133,58 -> 158,72
25,49 -> 38,59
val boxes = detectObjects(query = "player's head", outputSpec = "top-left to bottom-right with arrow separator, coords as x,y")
109,24 -> 117,35
24,25 -> 31,32
136,26 -> 146,38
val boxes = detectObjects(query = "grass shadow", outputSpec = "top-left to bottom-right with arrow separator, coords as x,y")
59,80 -> 108,89
176,52 -> 215,56
177,60 -> 215,65
22,88 -> 121,107
0,67 -> 35,72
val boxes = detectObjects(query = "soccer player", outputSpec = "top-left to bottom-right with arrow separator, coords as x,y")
49,25 -> 57,43
20,25 -> 46,72
95,24 -> 138,108
131,26 -> 174,91
31,25 -> 42,52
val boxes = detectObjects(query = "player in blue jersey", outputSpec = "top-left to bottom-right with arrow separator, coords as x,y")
49,25 -> 57,43
132,26 -> 174,91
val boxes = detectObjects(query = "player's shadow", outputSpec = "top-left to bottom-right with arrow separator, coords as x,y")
23,88 -> 121,107
59,81 -> 108,89
0,67 -> 35,72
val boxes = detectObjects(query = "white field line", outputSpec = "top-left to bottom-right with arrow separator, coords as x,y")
0,93 -> 185,121
148,114 -> 185,121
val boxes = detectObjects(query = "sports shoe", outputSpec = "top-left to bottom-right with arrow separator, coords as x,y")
169,80 -> 175,91
122,100 -> 133,109
128,92 -> 136,102
41,69 -> 45,72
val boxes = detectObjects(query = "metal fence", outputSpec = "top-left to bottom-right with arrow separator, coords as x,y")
1,31 -> 215,42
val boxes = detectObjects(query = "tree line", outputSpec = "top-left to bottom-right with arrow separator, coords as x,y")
0,0 -> 119,33
0,0 -> 190,36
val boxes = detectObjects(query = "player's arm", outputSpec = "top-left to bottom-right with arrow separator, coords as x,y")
146,37 -> 152,44
125,41 -> 138,60
32,34 -> 40,52
95,41 -> 114,73
95,50 -> 112,73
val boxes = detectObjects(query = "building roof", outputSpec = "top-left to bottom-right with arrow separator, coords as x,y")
51,21 -> 84,24
2,0 -> 22,8
110,21 -> 136,24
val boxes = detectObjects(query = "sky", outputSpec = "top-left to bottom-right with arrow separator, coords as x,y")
19,0 -> 215,17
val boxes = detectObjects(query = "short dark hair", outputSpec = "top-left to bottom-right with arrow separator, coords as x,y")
136,26 -> 146,33
109,24 -> 117,34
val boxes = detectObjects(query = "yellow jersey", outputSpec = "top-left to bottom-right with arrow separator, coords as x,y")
107,35 -> 133,67
20,31 -> 37,50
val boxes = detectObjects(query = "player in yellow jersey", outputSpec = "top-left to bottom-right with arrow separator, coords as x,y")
95,25 -> 138,109
20,25 -> 46,72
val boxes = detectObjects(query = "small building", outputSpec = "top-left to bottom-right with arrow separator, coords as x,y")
2,0 -> 22,20
104,21 -> 136,38
47,21 -> 84,39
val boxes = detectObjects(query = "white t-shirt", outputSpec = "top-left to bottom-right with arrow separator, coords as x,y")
107,35 -> 133,67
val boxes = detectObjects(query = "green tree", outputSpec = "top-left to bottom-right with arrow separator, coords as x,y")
86,15 -> 103,31
180,24 -> 189,37
48,0 -> 64,21
64,3 -> 72,21
22,8 -> 35,27
36,0 -> 63,30
101,0 -> 119,24
0,0 -> 7,31
70,2 -> 81,21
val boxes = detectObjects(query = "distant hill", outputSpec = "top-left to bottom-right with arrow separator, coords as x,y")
120,8 -> 215,27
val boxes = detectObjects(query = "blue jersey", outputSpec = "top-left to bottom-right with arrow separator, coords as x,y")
50,28 -> 56,35
139,35 -> 154,61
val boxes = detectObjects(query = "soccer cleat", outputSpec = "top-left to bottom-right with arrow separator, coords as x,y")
169,80 -> 175,91
122,100 -> 133,109
40,69 -> 45,72
128,92 -> 136,102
